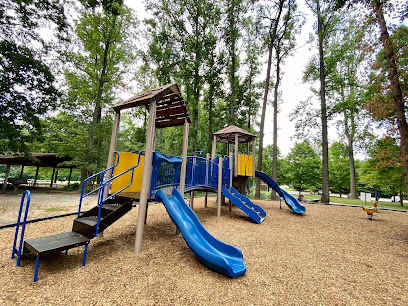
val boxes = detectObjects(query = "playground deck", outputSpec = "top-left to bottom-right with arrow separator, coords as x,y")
1,196 -> 408,305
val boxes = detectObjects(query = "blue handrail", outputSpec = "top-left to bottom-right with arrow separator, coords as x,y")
222,155 -> 231,190
192,151 -> 204,157
77,151 -> 120,217
185,155 -> 219,190
12,190 -> 31,267
94,151 -> 144,236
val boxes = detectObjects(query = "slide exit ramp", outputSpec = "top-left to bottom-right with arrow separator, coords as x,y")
155,189 -> 246,278
255,171 -> 306,214
222,187 -> 266,224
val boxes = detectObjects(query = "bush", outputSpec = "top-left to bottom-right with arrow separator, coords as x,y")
62,183 -> 80,191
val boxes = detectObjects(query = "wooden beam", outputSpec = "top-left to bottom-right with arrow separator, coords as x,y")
252,139 -> 256,177
190,191 -> 195,210
135,101 -> 157,254
217,157 -> 223,217
2,164 -> 11,192
235,134 -> 238,177
212,136 -> 217,159
68,168 -> 73,186
50,167 -> 56,187
19,165 -> 24,179
229,152 -> 233,211
34,166 -> 40,186
179,118 -> 189,195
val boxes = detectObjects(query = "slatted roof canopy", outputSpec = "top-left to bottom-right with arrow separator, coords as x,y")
213,125 -> 256,144
0,153 -> 74,168
112,83 -> 191,128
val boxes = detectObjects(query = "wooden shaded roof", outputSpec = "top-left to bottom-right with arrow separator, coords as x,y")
0,153 -> 74,168
213,125 -> 256,144
112,83 -> 191,128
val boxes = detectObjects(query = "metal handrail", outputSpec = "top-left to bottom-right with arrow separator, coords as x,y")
192,151 -> 204,157
94,151 -> 144,236
77,151 -> 120,217
12,190 -> 31,267
186,156 -> 219,190
101,151 -> 143,202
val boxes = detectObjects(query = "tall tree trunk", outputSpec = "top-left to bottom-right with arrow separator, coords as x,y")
317,0 -> 330,204
247,67 -> 253,131
344,109 -> 358,199
373,1 -> 408,198
271,49 -> 281,200
255,0 -> 285,199
230,54 -> 236,126
193,65 -> 200,152
228,0 -> 236,126
208,83 -> 215,153
80,13 -> 115,184
191,15 -> 201,153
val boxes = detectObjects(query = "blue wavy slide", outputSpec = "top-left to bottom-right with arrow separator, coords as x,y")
222,187 -> 266,224
155,189 -> 246,278
255,171 -> 306,214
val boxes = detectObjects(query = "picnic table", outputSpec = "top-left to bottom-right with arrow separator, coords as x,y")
7,178 -> 32,187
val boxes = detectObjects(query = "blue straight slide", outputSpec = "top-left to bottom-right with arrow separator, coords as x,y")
222,187 -> 266,224
155,189 -> 246,278
255,171 -> 306,214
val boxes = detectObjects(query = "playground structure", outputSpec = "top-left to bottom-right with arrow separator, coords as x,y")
11,83 -> 305,281
363,201 -> 379,219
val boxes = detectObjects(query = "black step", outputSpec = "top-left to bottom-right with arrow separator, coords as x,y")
23,232 -> 90,257
103,204 -> 123,211
72,201 -> 132,238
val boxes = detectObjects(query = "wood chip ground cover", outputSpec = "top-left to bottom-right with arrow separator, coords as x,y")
1,194 -> 407,305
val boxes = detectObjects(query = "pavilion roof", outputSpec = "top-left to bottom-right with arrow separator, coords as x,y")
213,125 -> 256,144
0,153 -> 74,168
112,83 -> 191,129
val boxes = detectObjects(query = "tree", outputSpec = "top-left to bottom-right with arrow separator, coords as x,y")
304,0 -> 347,203
30,112 -> 88,158
240,16 -> 263,132
255,0 -> 286,199
359,137 -> 405,205
325,17 -> 372,199
364,20 -> 408,196
370,1 -> 408,198
223,0 -> 252,125
328,142 -> 350,197
0,0 -> 67,153
0,42 -> 60,153
341,0 -> 408,198
62,1 -> 137,182
262,145 -> 288,186
145,0 -> 223,152
270,0 -> 303,200
286,141 -> 322,193
201,37 -> 225,153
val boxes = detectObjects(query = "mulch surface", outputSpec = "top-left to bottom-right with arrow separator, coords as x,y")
1,196 -> 407,305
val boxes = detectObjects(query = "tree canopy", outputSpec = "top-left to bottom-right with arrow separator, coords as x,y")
0,0 -> 68,154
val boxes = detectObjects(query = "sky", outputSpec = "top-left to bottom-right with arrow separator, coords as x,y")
124,1 -> 343,156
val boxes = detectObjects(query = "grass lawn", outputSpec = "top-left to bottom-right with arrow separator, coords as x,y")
302,194 -> 407,211
193,188 -> 407,211
249,188 -> 407,211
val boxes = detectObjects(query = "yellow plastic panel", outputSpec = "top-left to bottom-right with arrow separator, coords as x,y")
238,154 -> 253,177
110,152 -> 144,194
